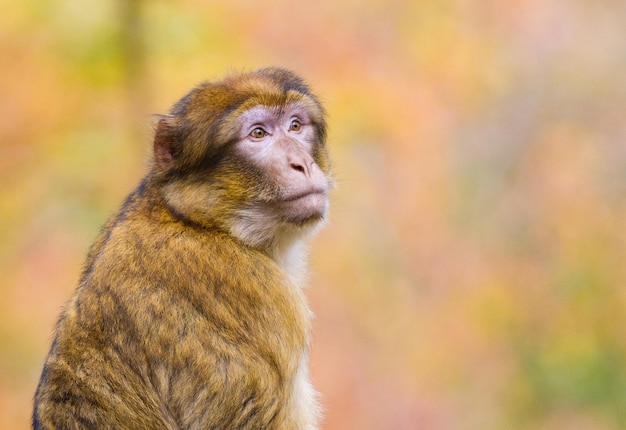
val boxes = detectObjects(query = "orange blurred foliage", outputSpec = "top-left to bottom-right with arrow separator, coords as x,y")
2,0 -> 626,428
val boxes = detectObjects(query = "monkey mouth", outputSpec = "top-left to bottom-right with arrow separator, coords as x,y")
282,189 -> 327,203
276,189 -> 328,222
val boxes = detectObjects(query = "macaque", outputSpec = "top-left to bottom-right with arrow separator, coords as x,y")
33,67 -> 332,429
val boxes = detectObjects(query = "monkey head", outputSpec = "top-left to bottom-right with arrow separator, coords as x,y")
151,68 -> 332,252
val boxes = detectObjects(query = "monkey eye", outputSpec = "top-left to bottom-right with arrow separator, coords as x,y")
249,127 -> 267,139
289,119 -> 302,132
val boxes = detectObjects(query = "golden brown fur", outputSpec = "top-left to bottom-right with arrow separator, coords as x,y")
33,68 -> 331,429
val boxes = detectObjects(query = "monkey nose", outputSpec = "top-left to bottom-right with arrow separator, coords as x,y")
290,161 -> 306,175
289,158 -> 313,178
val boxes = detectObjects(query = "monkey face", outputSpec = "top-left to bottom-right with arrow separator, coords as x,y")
218,99 -> 332,248
154,68 -> 332,250
233,103 -> 330,224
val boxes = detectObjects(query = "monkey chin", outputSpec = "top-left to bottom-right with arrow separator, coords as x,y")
228,189 -> 327,257
277,191 -> 328,226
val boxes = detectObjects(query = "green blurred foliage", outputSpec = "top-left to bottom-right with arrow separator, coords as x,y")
1,0 -> 626,428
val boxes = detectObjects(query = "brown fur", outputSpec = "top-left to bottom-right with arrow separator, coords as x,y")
33,68 -> 331,429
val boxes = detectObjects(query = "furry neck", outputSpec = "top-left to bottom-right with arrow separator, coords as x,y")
228,207 -> 325,286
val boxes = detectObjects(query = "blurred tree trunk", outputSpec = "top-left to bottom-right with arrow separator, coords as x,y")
119,0 -> 148,144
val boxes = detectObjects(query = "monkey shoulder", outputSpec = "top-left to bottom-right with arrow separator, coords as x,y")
68,204 -> 310,357
43,220 -> 310,428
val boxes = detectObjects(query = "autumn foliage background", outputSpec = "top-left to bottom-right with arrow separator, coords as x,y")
2,0 -> 626,428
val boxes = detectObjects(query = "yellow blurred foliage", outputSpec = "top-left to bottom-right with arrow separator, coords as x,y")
2,0 -> 626,428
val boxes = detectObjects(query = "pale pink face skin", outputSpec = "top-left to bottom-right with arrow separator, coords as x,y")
235,103 -> 330,223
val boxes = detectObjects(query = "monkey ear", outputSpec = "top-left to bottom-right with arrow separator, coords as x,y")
153,116 -> 179,172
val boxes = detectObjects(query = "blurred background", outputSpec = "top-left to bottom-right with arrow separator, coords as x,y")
2,0 -> 626,428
